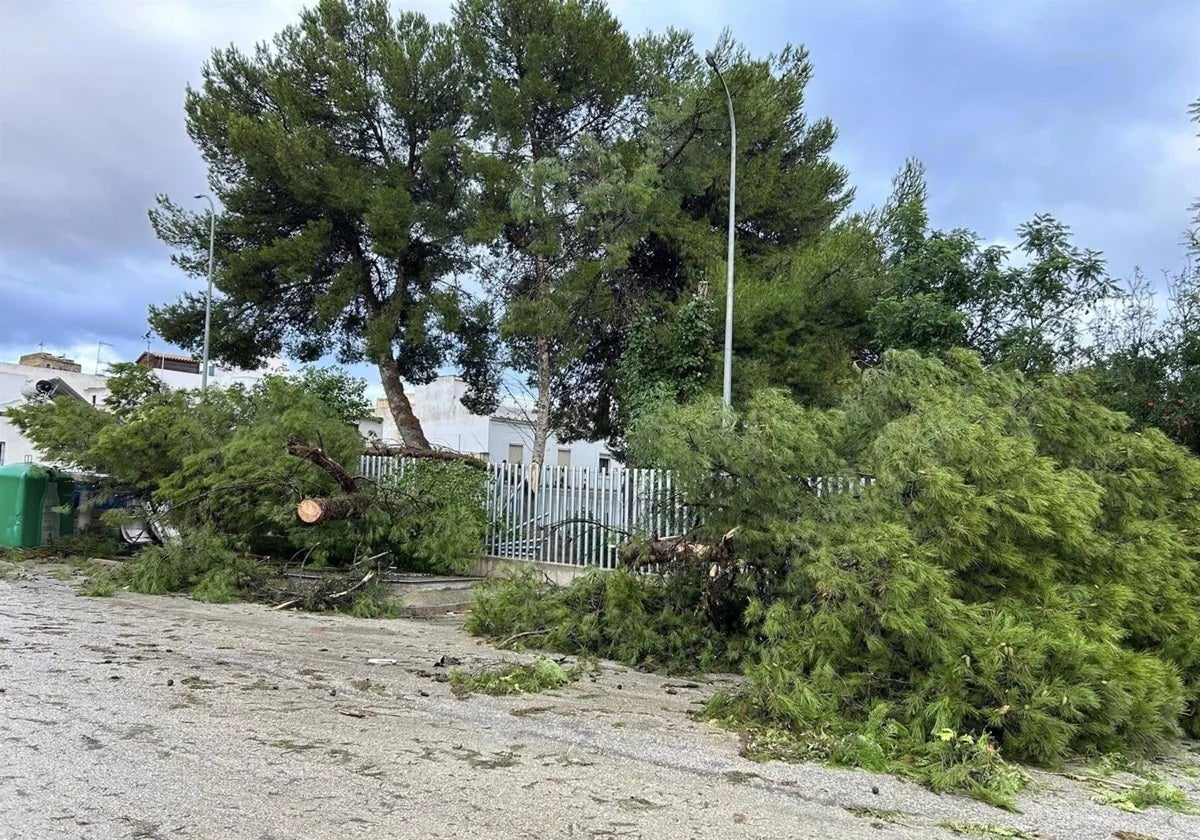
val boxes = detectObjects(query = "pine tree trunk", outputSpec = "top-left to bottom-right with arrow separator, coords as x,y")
531,255 -> 552,469
377,350 -> 431,451
296,496 -> 362,524
532,335 -> 552,467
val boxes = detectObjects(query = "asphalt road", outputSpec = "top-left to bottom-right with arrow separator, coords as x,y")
2,568 -> 1198,840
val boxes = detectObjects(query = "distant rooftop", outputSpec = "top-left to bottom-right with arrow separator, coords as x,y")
18,351 -> 81,373
136,351 -> 200,375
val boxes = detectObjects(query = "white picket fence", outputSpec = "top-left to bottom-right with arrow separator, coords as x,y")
361,456 -> 689,569
360,455 -> 875,570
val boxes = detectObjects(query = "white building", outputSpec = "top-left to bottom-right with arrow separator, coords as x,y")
132,351 -> 290,391
0,350 -> 285,468
376,376 -> 617,469
0,360 -> 111,466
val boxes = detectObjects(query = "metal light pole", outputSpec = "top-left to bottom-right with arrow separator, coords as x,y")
195,194 -> 216,392
705,51 -> 736,408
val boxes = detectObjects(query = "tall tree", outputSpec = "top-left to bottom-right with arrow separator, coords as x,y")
552,32 -> 855,447
872,160 -> 1114,374
149,0 -> 495,450
455,0 -> 643,467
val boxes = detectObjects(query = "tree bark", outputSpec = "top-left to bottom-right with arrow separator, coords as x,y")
531,250 -> 553,470
362,443 -> 487,469
377,350 -> 431,451
296,496 -> 363,524
286,437 -> 359,493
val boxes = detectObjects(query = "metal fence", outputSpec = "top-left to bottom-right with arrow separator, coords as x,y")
360,456 -> 875,570
360,456 -> 690,569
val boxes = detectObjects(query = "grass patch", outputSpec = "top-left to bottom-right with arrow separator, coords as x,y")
1090,780 -> 1196,814
1063,755 -> 1199,814
722,718 -> 1029,811
938,822 -> 1042,839
450,658 -> 580,698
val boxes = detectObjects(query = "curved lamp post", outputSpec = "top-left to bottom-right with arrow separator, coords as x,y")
705,51 -> 736,408
195,193 -> 216,392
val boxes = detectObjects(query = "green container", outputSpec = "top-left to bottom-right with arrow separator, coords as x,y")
0,463 -> 76,548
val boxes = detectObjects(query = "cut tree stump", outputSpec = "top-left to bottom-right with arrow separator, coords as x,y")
296,496 -> 362,524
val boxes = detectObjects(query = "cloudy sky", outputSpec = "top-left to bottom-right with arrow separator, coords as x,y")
1,0 -> 1197,394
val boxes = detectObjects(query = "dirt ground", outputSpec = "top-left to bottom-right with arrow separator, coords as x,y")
2,566 -> 1199,840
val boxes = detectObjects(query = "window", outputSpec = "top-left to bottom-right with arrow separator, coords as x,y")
0,442 -> 5,466
598,456 -> 611,473
507,443 -> 524,463
557,448 -> 571,468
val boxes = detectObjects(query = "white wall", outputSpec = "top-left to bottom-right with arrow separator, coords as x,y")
151,359 -> 288,391
0,358 -> 288,469
0,363 -> 111,467
486,417 -> 614,469
379,375 -> 618,467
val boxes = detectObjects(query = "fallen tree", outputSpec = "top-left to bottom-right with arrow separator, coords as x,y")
467,350 -> 1200,807
363,443 -> 487,469
286,437 -> 489,574
287,436 -> 360,493
296,496 -> 366,524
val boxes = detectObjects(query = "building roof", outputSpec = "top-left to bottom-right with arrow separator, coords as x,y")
136,351 -> 198,365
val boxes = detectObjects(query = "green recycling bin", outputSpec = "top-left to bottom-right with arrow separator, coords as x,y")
0,463 -> 76,548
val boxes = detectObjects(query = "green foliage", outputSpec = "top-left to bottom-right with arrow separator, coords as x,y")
1085,264 -> 1200,456
125,530 -> 253,597
363,460 -> 489,574
470,350 -> 1200,805
1091,780 -> 1196,814
449,657 -> 578,697
732,718 -> 1029,811
149,0 -> 495,448
79,571 -> 119,598
526,28 -> 854,448
344,584 -> 403,619
103,362 -> 168,417
468,568 -> 740,672
157,375 -> 365,560
872,160 -> 1116,374
291,366 -> 372,424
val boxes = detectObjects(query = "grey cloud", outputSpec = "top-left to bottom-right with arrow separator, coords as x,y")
0,0 -> 1197,365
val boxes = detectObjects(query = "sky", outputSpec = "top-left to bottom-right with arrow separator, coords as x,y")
0,0 -> 1197,398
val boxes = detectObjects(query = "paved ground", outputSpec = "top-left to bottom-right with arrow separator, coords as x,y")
2,567 -> 1199,840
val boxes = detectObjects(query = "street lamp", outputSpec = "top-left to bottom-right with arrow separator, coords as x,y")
705,51 -> 736,408
195,193 -> 216,392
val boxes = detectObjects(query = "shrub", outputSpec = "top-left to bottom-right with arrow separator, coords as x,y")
470,350 -> 1200,804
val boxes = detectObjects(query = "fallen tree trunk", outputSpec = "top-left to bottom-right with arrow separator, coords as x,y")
287,437 -> 359,493
362,444 -> 487,469
619,528 -> 740,568
296,496 -> 364,524
620,536 -> 714,567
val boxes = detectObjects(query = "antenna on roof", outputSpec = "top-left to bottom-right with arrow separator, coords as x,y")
94,341 -> 114,375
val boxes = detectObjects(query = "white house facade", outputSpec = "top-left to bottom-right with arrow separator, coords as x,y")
3,351 -> 610,471
0,350 -> 284,468
376,376 -> 618,469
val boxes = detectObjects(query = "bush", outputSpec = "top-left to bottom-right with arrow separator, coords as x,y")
469,350 -> 1200,803
364,460 -> 489,574
125,530 -> 260,598
468,568 -> 738,673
